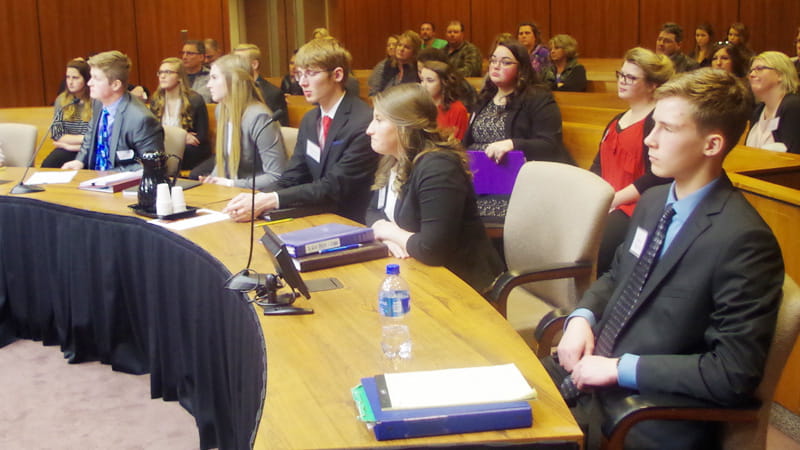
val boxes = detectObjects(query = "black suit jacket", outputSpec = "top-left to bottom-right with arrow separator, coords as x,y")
366,151 -> 504,292
269,94 -> 378,224
256,76 -> 289,126
749,93 -> 800,154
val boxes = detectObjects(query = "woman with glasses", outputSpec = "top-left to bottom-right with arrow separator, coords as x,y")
746,51 -> 800,154
200,54 -> 287,189
711,42 -> 749,78
543,34 -> 587,92
41,58 -> 94,168
148,57 -> 210,170
591,47 -> 674,276
463,39 -> 571,164
366,83 -> 503,292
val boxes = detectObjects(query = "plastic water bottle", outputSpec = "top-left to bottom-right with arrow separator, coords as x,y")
378,264 -> 412,359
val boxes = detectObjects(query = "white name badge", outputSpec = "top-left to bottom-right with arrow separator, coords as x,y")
306,140 -> 321,163
117,150 -> 135,161
630,227 -> 648,258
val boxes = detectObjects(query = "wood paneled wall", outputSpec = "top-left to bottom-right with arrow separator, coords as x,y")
331,0 -> 800,68
1,0 -> 228,108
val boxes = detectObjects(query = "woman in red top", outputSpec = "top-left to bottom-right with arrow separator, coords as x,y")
590,47 -> 674,275
418,60 -> 470,140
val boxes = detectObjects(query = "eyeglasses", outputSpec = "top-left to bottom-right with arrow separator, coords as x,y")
294,69 -> 331,82
157,70 -> 178,76
488,57 -> 518,67
615,71 -> 641,84
749,65 -> 776,75
181,51 -> 201,56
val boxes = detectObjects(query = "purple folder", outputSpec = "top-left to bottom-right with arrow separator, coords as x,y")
467,150 -> 525,195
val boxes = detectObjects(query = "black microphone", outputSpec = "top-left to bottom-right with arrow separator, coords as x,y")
10,97 -> 82,194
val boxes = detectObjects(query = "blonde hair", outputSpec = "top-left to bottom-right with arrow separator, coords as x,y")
655,67 -> 754,154
624,47 -> 675,86
371,84 -> 469,193
212,54 -> 266,179
550,34 -> 579,60
752,51 -> 799,95
87,50 -> 131,85
234,43 -> 261,70
311,27 -> 330,40
149,57 -> 194,131
295,38 -> 352,84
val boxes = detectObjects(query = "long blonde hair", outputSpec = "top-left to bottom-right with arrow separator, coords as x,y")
371,83 -> 469,194
212,54 -> 264,179
149,57 -> 194,131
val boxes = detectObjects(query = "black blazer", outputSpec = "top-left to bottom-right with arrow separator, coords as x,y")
749,93 -> 800,154
366,151 -> 504,292
256,76 -> 289,126
463,86 -> 574,164
269,94 -> 378,224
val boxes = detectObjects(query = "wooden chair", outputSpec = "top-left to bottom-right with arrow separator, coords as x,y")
484,161 -> 613,352
0,123 -> 37,167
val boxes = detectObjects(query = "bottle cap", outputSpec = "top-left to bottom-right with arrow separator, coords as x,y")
385,264 -> 399,275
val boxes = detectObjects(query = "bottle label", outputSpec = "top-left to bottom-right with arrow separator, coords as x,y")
379,291 -> 410,317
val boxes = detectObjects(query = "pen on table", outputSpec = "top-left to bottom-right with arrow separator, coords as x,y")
320,243 -> 362,253
253,217 -> 294,228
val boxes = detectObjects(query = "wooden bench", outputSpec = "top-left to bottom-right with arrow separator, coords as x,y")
559,104 -> 622,127
553,91 -> 626,109
562,121 -> 604,170
285,95 -> 315,128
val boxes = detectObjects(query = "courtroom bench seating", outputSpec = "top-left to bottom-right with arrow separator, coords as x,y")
285,95 -> 316,128
562,121 -> 605,170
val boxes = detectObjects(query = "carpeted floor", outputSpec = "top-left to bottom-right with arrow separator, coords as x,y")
0,339 -> 199,449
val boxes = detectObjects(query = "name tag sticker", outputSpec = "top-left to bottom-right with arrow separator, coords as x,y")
117,150 -> 135,161
306,140 -> 321,163
630,227 -> 648,258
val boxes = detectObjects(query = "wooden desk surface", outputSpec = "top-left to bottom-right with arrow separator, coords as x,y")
0,168 -> 582,449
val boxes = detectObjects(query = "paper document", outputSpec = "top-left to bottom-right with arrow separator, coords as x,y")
79,169 -> 143,187
148,208 -> 229,230
379,363 -> 536,410
24,170 -> 78,185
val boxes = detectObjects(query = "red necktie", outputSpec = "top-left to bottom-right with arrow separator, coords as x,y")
320,115 -> 332,148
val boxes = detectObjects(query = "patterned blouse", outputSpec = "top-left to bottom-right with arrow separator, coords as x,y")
467,101 -> 508,150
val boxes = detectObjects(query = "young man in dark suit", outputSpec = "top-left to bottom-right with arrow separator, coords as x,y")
62,51 -> 163,172
550,68 -> 784,448
224,38 -> 378,224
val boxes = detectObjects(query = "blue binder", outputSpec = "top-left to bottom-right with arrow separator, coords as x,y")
360,376 -> 533,441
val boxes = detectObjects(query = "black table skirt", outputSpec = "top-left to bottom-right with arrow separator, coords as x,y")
0,196 -> 266,450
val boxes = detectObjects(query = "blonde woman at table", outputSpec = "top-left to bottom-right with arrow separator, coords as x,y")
41,58 -> 93,168
200,54 -> 287,189
365,83 -> 504,292
746,51 -> 800,154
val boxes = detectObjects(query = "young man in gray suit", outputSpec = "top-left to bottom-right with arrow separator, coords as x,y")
550,68 -> 784,448
63,51 -> 163,172
224,38 -> 378,224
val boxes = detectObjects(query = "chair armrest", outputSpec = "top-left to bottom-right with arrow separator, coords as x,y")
533,310 -> 568,358
598,389 -> 760,450
485,261 -> 594,317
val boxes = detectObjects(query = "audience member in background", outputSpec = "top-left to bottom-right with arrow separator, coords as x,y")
181,40 -> 212,102
746,51 -> 800,154
62,51 -> 163,171
591,47 -> 674,276
689,23 -> 714,67
374,30 -> 422,95
518,22 -> 550,76
728,22 -> 755,64
41,58 -> 94,168
223,38 -> 378,224
366,83 -> 503,292
711,42 -> 749,78
200,55 -> 287,189
445,20 -> 482,77
368,35 -> 399,96
204,38 -> 222,66
420,22 -> 447,50
418,47 -> 478,110
234,43 -> 289,125
543,34 -> 587,92
281,50 -> 303,95
148,57 -> 210,170
792,27 -> 800,75
418,60 -> 470,140
463,39 -> 572,164
655,22 -> 699,73
311,27 -> 330,40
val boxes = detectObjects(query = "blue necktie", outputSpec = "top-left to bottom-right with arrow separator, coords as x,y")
94,108 -> 111,170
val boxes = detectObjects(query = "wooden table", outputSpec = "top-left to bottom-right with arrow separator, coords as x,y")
0,168 -> 583,449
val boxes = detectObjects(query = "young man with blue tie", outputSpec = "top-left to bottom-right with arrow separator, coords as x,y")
549,68 -> 784,448
224,38 -> 378,224
63,51 -> 163,172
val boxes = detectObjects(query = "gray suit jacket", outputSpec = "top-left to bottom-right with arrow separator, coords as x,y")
212,103 -> 287,190
75,92 -> 164,171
